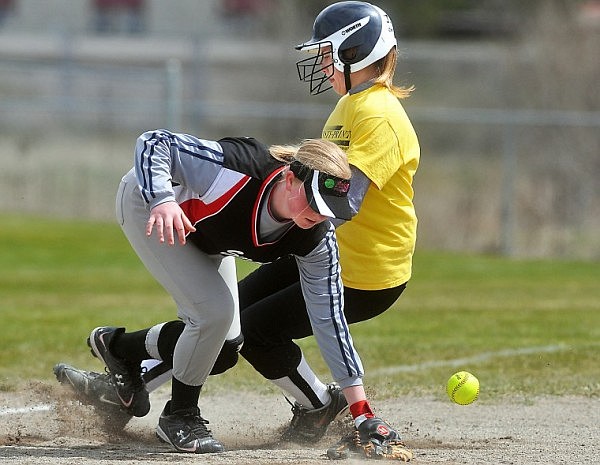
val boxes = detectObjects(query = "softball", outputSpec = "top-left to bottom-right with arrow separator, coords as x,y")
446,371 -> 479,405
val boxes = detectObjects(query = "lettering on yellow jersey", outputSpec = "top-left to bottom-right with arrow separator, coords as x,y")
322,125 -> 351,148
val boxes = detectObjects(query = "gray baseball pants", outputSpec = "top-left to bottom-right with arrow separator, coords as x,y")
116,169 -> 241,386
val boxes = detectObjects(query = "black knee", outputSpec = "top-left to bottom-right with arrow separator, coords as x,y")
210,334 -> 244,375
156,320 -> 186,366
240,341 -> 302,380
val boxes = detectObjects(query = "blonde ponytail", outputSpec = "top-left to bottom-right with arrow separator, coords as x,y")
270,139 -> 351,179
373,47 -> 414,99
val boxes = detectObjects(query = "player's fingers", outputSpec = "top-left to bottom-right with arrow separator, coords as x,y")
164,219 -> 176,245
181,214 -> 196,243
146,216 -> 156,237
153,216 -> 165,243
183,214 -> 196,233
175,225 -> 186,245
173,214 -> 194,245
173,218 -> 186,245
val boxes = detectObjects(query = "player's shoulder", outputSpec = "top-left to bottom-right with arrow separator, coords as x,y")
218,136 -> 269,155
352,86 -> 405,118
217,137 -> 283,179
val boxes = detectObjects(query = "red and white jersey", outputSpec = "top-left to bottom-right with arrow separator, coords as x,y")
136,132 -> 327,262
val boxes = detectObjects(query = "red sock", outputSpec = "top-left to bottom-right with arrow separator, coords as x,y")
349,400 -> 374,420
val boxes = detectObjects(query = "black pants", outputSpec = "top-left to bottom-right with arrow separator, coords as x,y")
238,256 -> 406,380
147,256 -> 406,381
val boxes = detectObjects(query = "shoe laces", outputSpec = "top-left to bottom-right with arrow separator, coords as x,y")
179,408 -> 212,438
133,364 -> 147,389
127,363 -> 146,390
94,372 -> 113,384
286,397 -> 309,424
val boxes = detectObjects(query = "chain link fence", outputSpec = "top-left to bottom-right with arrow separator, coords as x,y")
1,9 -> 598,259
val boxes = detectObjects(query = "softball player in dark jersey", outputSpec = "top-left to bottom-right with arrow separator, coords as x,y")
69,129 -> 401,454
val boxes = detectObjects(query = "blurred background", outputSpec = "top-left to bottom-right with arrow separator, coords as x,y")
0,0 -> 598,258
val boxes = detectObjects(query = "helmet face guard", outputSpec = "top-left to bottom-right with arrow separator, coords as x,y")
296,43 -> 335,95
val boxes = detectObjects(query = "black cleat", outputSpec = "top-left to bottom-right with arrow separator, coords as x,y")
282,383 -> 349,443
87,326 -> 150,417
156,401 -> 225,453
53,362 -> 132,429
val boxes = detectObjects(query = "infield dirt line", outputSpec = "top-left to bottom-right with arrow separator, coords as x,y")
370,343 -> 567,375
0,405 -> 53,416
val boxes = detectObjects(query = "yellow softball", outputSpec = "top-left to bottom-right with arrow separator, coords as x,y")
446,371 -> 479,405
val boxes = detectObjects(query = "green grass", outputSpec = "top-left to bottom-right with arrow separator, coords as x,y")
1,214 -> 598,401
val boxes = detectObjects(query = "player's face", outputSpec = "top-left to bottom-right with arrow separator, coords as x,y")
320,46 -> 346,95
288,181 -> 329,229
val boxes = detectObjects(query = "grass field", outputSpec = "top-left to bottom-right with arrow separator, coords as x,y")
1,214 -> 598,400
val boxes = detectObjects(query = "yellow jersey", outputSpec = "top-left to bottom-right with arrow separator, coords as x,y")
322,84 -> 419,290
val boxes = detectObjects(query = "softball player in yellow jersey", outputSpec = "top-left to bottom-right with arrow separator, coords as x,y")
234,0 -> 420,445
325,84 -> 419,291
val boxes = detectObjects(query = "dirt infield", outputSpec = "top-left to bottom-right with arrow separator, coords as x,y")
0,382 -> 598,464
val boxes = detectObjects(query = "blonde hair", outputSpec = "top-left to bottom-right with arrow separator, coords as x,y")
373,47 -> 414,99
269,139 -> 351,179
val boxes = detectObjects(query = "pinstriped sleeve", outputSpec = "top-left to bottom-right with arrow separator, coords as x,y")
134,130 -> 224,209
294,224 -> 364,389
134,131 -> 176,208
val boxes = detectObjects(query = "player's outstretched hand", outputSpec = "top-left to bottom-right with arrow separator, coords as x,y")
326,417 -> 413,461
147,201 -> 196,245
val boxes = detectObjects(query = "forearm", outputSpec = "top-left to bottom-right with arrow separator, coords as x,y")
296,230 -> 364,386
342,384 -> 367,405
135,130 -> 176,207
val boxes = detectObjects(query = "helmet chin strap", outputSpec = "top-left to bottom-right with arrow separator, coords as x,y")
344,63 -> 352,93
